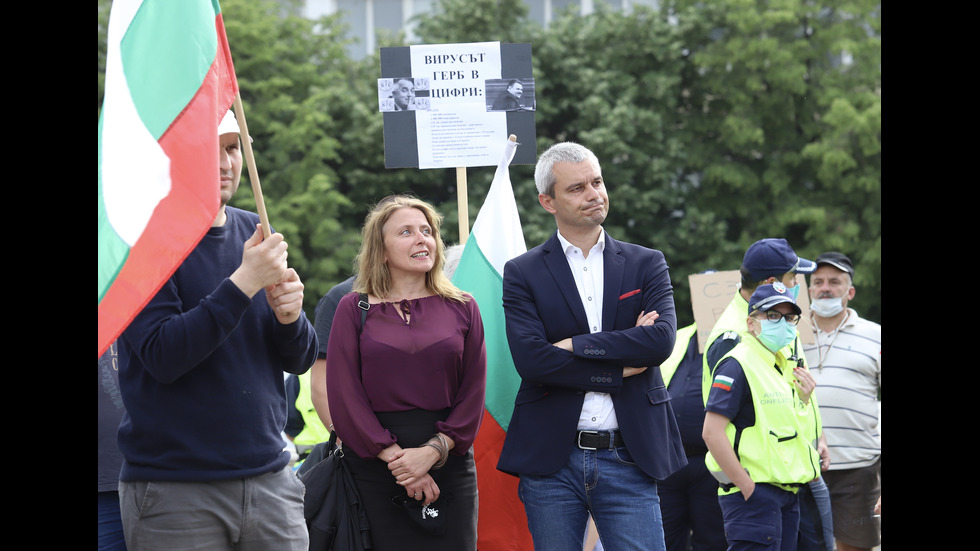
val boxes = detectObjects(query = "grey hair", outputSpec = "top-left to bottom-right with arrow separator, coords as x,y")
533,142 -> 601,196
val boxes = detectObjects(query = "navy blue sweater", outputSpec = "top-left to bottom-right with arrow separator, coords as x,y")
117,207 -> 318,482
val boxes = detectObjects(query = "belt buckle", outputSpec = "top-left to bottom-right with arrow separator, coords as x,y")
577,430 -> 600,450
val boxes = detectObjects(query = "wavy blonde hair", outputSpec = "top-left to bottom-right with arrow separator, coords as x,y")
353,195 -> 468,303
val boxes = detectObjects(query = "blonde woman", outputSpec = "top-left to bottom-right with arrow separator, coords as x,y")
326,195 -> 486,550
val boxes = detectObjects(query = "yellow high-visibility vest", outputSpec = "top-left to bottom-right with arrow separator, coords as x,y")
705,335 -> 820,495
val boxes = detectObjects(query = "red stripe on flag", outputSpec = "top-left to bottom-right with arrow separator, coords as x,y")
475,409 -> 534,551
98,15 -> 238,357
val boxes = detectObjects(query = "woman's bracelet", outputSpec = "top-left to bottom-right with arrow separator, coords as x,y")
423,433 -> 449,469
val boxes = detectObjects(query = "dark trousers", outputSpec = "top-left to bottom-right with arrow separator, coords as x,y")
658,454 -> 727,551
345,409 -> 478,551
718,483 -> 800,551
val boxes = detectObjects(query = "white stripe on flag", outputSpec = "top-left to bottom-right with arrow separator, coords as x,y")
469,139 -> 524,276
101,0 -> 172,247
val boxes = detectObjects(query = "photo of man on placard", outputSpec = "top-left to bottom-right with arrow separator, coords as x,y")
377,77 -> 431,112
487,78 -> 535,112
391,76 -> 415,110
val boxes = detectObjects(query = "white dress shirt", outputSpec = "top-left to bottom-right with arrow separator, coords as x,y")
556,230 -> 619,432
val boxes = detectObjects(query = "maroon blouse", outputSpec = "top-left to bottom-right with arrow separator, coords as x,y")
325,292 -> 487,459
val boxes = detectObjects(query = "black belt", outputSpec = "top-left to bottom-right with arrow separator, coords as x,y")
719,481 -> 804,492
576,430 -> 625,450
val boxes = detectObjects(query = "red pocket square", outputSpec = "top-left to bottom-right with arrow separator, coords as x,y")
619,289 -> 641,300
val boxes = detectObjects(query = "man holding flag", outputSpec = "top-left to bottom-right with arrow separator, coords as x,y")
497,141 -> 686,550
101,2 -> 315,548
115,111 -> 318,550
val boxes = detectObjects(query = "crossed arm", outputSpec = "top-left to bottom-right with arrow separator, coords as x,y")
501,255 -> 676,391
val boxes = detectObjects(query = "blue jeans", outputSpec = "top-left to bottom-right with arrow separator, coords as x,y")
519,440 -> 665,550
797,478 -> 834,551
98,491 -> 128,551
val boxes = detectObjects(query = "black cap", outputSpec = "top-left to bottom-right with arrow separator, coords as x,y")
815,252 -> 854,277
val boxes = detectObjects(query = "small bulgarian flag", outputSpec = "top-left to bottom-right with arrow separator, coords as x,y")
451,138 -> 534,550
98,0 -> 238,357
712,374 -> 735,392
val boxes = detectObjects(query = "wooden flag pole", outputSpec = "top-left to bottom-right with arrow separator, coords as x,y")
457,167 -> 469,245
233,92 -> 272,238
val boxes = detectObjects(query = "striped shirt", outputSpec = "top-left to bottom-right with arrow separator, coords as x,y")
803,308 -> 881,469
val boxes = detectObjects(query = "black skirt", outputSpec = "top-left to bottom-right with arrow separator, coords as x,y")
343,409 -> 478,551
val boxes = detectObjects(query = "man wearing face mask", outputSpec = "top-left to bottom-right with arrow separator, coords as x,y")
702,238 -> 817,399
803,253 -> 881,551
702,283 -> 822,551
701,238 -> 832,551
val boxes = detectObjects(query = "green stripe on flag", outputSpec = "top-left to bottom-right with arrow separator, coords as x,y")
451,138 -> 524,433
98,115 -> 131,303
452,238 -> 521,431
122,0 -> 219,140
457,137 -> 531,549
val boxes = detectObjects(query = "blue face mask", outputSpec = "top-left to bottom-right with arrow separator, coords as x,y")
788,282 -> 800,300
756,317 -> 798,352
810,296 -> 845,317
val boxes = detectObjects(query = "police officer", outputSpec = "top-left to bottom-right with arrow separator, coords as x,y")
702,283 -> 821,551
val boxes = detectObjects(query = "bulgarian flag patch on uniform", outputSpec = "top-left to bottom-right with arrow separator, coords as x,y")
712,375 -> 735,392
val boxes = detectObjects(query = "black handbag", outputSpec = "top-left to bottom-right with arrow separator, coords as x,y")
298,431 -> 372,550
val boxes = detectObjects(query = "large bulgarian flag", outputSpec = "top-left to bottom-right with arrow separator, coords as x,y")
451,138 -> 533,550
98,0 -> 238,357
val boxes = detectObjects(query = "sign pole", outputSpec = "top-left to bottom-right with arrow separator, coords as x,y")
457,166 -> 468,244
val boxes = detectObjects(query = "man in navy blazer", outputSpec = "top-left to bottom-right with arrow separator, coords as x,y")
498,142 -> 687,550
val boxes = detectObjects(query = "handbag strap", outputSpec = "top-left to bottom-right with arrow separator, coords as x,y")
357,293 -> 369,332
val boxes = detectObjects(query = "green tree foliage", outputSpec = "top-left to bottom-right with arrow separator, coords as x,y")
98,0 -> 880,325
415,2 -> 742,323
670,0 -> 881,322
522,5 -> 726,322
412,0 -> 531,44
218,0 -> 366,314
98,0 -> 111,115
419,0 -> 881,324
